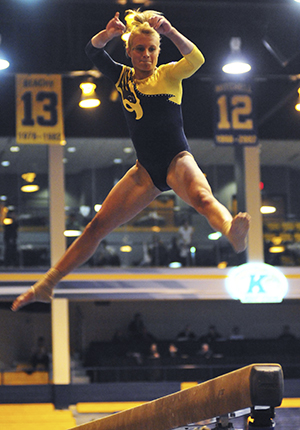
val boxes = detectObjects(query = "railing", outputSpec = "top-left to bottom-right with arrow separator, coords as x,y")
81,362 -> 300,384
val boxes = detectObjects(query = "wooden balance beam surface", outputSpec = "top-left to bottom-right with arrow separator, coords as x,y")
70,364 -> 283,430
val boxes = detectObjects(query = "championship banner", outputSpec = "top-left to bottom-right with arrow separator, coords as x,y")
214,81 -> 258,146
16,74 -> 65,145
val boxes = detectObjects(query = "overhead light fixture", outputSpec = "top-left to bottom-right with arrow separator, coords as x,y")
271,236 -> 282,246
260,205 -> 277,214
21,172 -> 39,193
123,147 -> 133,154
0,35 -> 10,70
10,146 -> 20,152
79,79 -> 100,108
222,37 -> 251,74
3,216 -> 13,226
217,261 -> 228,269
67,146 -> 76,153
120,245 -> 132,253
113,158 -> 122,164
269,245 -> 285,254
151,226 -> 161,233
208,231 -> 222,240
169,262 -> 182,268
64,229 -> 81,238
295,88 -> 300,112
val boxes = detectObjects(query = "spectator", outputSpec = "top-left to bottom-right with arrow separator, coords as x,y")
148,343 -> 160,359
128,313 -> 146,339
177,324 -> 196,341
197,342 -> 213,360
178,220 -> 194,266
149,234 -> 168,266
96,240 -> 120,266
168,343 -> 178,358
278,325 -> 296,341
200,325 -> 222,345
139,242 -> 152,267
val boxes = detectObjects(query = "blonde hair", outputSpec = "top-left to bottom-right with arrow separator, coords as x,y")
124,9 -> 162,51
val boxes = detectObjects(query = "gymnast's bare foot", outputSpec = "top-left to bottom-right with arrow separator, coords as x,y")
227,212 -> 250,253
11,287 -> 35,312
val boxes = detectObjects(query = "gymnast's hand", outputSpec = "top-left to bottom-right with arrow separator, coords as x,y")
148,15 -> 172,36
106,12 -> 126,39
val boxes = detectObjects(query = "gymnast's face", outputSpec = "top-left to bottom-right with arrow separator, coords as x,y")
127,33 -> 160,80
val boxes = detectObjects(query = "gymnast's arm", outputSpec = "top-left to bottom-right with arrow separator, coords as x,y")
85,12 -> 125,81
149,15 -> 205,58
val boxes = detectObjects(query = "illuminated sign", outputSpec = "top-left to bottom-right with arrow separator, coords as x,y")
226,263 -> 288,303
16,74 -> 65,145
214,82 -> 258,146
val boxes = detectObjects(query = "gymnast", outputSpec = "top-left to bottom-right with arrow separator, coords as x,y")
12,10 -> 250,311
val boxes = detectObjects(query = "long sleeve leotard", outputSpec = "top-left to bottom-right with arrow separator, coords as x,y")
85,41 -> 205,191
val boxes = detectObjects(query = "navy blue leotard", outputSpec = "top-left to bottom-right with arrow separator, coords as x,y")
86,41 -> 204,191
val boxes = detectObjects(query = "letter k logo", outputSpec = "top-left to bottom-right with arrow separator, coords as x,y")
247,274 -> 266,294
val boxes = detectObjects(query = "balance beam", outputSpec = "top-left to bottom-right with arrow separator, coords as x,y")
70,363 -> 283,430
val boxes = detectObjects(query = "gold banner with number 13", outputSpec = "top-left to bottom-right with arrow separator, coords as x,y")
16,74 -> 65,145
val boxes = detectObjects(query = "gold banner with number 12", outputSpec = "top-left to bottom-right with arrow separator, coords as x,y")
16,74 -> 65,145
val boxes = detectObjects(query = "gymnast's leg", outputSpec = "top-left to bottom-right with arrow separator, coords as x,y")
12,162 -> 161,311
167,151 -> 250,253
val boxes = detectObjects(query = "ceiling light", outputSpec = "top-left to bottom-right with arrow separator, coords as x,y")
260,206 -> 277,214
151,226 -> 161,232
123,147 -> 133,154
208,231 -> 222,240
3,217 -> 13,226
10,146 -> 20,152
79,205 -> 90,217
79,79 -> 100,109
269,245 -> 285,253
22,172 -> 36,183
190,246 -> 196,254
64,229 -> 81,237
120,245 -> 132,252
67,147 -> 76,153
222,37 -> 251,74
169,262 -> 182,268
1,161 -> 10,167
113,158 -> 122,164
295,88 -> 300,112
218,261 -> 228,269
21,184 -> 39,193
272,236 -> 282,246
21,172 -> 39,192
0,35 -> 10,70
94,204 -> 102,212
